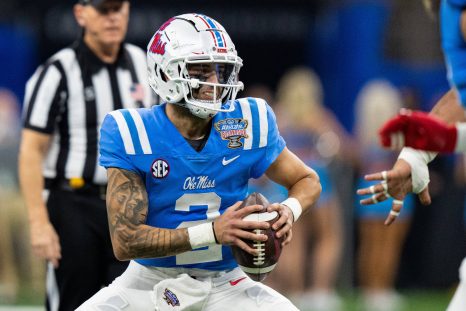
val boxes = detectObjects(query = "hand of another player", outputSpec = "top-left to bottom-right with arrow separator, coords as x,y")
30,220 -> 62,268
267,203 -> 293,246
356,159 -> 431,225
379,109 -> 457,153
213,201 -> 270,255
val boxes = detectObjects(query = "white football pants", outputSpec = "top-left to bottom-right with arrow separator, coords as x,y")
76,261 -> 298,311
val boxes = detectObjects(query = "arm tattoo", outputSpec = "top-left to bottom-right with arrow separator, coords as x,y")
106,168 -> 191,259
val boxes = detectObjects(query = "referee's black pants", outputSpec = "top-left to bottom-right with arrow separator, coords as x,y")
45,183 -> 128,311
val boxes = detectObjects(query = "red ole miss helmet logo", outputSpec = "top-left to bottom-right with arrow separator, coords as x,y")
149,18 -> 174,56
149,33 -> 167,56
151,159 -> 169,178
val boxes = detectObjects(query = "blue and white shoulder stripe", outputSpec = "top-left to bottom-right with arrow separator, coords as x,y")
109,108 -> 153,155
237,97 -> 269,150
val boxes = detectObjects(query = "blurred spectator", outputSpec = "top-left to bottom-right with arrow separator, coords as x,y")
247,67 -> 348,311
354,80 -> 414,311
0,89 -> 25,303
0,89 -> 20,149
0,89 -> 20,302
275,67 -> 358,164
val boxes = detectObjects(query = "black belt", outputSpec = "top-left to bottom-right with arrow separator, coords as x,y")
46,178 -> 107,198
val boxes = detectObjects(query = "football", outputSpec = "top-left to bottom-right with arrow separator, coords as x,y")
231,192 -> 283,282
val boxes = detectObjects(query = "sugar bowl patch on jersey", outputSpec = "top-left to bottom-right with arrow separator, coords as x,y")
214,118 -> 248,148
214,97 -> 284,154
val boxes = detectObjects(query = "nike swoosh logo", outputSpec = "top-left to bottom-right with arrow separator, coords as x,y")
222,155 -> 240,166
229,277 -> 247,286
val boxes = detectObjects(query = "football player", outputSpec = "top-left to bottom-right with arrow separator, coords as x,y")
357,1 -> 466,310
77,13 -> 321,310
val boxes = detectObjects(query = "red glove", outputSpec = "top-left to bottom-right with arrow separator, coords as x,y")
379,109 -> 458,153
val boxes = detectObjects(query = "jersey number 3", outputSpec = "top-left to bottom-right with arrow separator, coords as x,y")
175,192 -> 222,265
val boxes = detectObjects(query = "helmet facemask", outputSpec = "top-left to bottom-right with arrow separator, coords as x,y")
175,57 -> 242,118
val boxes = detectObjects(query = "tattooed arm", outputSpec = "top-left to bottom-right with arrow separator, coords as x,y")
106,167 -> 191,260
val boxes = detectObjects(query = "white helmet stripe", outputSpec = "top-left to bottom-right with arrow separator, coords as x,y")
109,111 -> 135,155
196,14 -> 225,48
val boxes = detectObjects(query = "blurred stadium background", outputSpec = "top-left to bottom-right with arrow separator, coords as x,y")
1,0 -> 465,310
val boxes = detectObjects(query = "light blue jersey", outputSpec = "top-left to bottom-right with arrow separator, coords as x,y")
446,0 -> 466,7
441,0 -> 466,105
99,98 -> 285,271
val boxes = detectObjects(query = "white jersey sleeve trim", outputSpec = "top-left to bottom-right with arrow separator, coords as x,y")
23,67 -> 41,115
256,98 -> 268,147
238,98 -> 253,150
109,111 -> 136,155
29,65 -> 61,128
128,109 -> 152,154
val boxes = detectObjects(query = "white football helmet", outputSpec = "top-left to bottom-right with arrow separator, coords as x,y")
147,13 -> 244,118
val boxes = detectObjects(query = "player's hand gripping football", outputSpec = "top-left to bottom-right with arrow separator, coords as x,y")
267,203 -> 294,246
29,219 -> 62,268
379,108 -> 459,153
213,201 -> 270,255
356,159 -> 431,225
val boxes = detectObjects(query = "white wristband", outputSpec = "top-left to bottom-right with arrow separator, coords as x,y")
281,197 -> 302,222
398,147 -> 436,193
455,123 -> 466,153
187,222 -> 217,249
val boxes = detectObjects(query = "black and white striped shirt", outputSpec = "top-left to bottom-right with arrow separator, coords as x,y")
23,39 -> 156,185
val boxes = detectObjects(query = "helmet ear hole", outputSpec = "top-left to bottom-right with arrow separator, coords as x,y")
178,64 -> 184,77
158,67 -> 167,82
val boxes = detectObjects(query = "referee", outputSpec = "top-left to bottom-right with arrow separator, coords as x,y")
18,1 -> 155,310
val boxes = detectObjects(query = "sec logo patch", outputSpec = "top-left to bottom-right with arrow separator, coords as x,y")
151,159 -> 169,178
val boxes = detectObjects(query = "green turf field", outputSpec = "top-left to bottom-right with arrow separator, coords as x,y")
336,290 -> 451,311
1,288 -> 453,311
